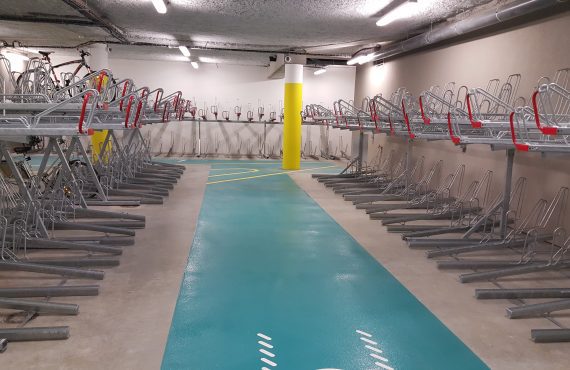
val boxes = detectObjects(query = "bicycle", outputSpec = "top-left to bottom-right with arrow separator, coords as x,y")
15,49 -> 117,100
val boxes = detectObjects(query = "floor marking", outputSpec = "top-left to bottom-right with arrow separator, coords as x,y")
261,357 -> 278,367
259,348 -> 275,357
206,165 -> 337,185
370,353 -> 389,362
257,333 -> 272,341
208,169 -> 259,178
356,329 -> 396,369
366,345 -> 383,353
258,340 -> 273,349
360,337 -> 378,345
375,362 -> 394,370
356,329 -> 372,337
262,368 -> 271,370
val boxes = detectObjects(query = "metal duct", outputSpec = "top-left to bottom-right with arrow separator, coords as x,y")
370,0 -> 568,61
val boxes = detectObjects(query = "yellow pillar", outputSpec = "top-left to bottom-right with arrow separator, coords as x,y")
88,43 -> 111,163
282,64 -> 303,170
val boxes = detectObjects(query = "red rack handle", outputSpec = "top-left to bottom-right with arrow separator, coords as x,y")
369,100 -> 380,131
447,112 -> 461,145
532,90 -> 558,135
78,92 -> 93,134
401,101 -> 415,139
96,71 -> 106,93
133,101 -> 143,128
509,111 -> 529,151
124,95 -> 135,128
173,92 -> 182,111
162,102 -> 170,122
154,90 -> 163,112
119,81 -> 129,111
465,94 -> 482,128
418,96 -> 431,125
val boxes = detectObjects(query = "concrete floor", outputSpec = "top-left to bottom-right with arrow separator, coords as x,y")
2,161 -> 569,369
1,164 -> 209,370
290,171 -> 570,370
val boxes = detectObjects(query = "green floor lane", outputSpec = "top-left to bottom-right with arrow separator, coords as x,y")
157,160 -> 487,369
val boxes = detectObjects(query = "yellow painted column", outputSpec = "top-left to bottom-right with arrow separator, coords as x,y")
89,43 -> 111,163
282,64 -> 303,170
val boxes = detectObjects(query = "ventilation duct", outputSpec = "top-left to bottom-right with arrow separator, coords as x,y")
370,0 -> 567,62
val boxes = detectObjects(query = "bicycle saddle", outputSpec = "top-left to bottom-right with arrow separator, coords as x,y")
38,50 -> 54,57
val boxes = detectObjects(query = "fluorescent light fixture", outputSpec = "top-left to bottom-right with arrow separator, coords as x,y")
191,61 -> 199,69
151,0 -> 167,14
358,53 -> 376,65
314,68 -> 327,75
179,46 -> 190,57
347,55 -> 365,65
347,53 -> 376,66
376,1 -> 419,27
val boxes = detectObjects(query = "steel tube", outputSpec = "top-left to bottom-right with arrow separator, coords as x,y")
460,262 -> 570,283
476,288 -> 570,300
25,258 -> 120,268
507,299 -> 570,319
26,238 -> 123,255
0,298 -> 79,315
0,261 -> 105,280
532,329 -> 570,343
0,327 -> 70,341
0,285 -> 99,298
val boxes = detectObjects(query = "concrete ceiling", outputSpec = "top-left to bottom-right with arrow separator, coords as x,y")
0,0 -> 496,64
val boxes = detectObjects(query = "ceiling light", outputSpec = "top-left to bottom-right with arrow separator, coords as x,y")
348,53 -> 376,66
191,61 -> 199,69
376,1 -> 419,27
358,53 -> 376,65
314,67 -> 327,75
179,46 -> 190,57
151,0 -> 167,14
347,55 -> 365,65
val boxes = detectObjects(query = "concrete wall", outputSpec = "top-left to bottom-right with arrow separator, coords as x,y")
354,13 -> 570,229
108,59 -> 355,158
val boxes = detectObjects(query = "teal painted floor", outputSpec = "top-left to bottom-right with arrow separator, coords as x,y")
161,160 -> 488,370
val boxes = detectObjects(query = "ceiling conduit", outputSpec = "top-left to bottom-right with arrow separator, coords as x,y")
370,0 -> 568,62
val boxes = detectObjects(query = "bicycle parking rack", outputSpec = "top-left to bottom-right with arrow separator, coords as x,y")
0,58 -> 187,348
311,67 -> 570,343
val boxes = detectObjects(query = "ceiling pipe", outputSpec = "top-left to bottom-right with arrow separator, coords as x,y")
21,40 -> 350,59
369,0 -> 567,62
0,15 -> 96,26
60,0 -> 129,43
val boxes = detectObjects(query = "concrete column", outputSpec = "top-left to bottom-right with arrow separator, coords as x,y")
87,43 -> 109,70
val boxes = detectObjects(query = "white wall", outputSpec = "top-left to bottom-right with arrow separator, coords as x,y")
354,13 -> 570,229
109,58 -> 356,158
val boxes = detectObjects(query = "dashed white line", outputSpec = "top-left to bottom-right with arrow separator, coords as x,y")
375,362 -> 394,370
365,345 -> 383,353
356,329 -> 372,337
261,357 -> 278,367
370,353 -> 389,362
257,333 -> 272,341
259,348 -> 275,358
262,367 -> 271,370
360,337 -> 378,345
258,340 -> 274,349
